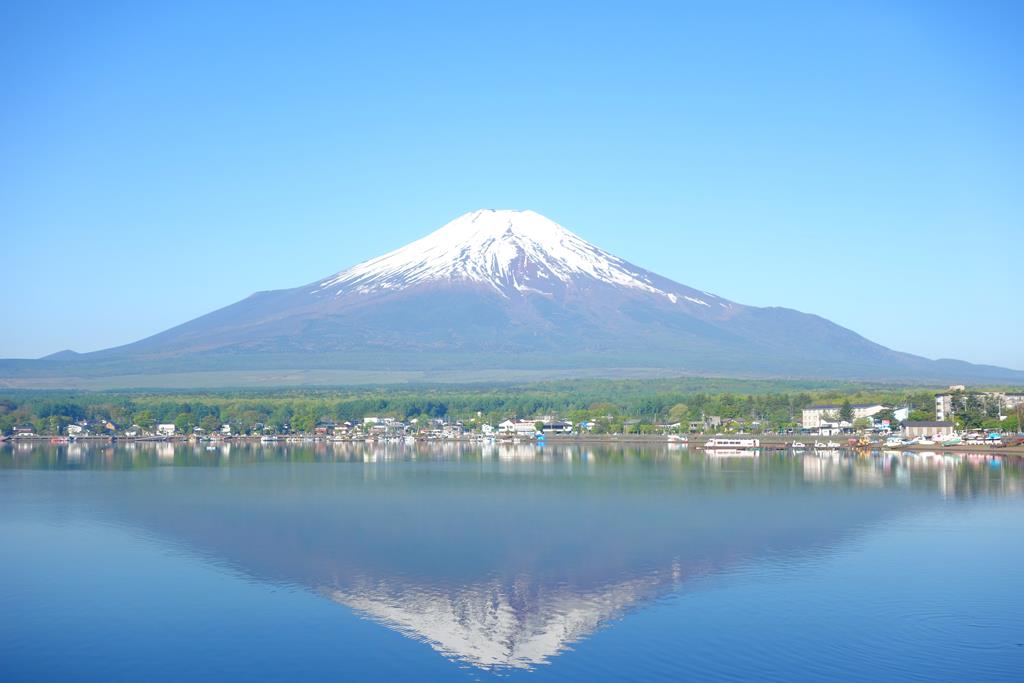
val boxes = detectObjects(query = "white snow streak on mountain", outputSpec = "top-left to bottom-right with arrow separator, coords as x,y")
316,209 -> 708,302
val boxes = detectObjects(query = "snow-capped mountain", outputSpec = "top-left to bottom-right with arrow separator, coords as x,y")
315,209 -> 723,310
5,208 -> 1022,385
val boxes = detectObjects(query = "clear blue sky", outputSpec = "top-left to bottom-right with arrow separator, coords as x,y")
2,1 -> 1022,368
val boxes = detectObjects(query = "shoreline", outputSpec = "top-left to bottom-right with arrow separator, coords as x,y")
6,433 -> 1023,456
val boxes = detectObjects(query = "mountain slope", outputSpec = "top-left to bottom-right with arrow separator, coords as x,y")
3,209 -> 1021,386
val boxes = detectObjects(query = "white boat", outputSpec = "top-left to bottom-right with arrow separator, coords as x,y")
883,437 -> 905,449
704,437 -> 759,449
791,441 -> 806,449
814,441 -> 828,448
826,441 -> 842,448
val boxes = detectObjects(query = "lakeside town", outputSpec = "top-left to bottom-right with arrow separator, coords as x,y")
4,384 -> 1023,453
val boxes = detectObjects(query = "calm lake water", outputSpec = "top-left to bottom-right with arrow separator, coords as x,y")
2,441 -> 1022,682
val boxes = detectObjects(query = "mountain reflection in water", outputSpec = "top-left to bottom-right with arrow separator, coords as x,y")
1,441 -> 1020,672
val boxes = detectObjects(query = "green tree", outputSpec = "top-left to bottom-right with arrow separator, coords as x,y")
269,405 -> 293,432
981,418 -> 1004,431
839,399 -> 854,423
134,410 -> 155,429
667,403 -> 689,426
174,412 -> 193,434
874,408 -> 896,425
290,408 -> 316,434
199,415 -> 221,434
47,415 -> 71,435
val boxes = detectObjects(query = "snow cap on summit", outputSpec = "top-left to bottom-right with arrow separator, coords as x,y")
316,209 -> 691,300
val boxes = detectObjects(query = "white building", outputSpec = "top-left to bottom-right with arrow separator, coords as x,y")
801,404 -> 884,430
815,422 -> 844,436
934,391 -> 1024,421
156,423 -> 176,436
515,421 -> 539,436
498,419 -> 539,436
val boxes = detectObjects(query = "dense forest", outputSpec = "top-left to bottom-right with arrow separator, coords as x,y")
3,377 -> 1016,436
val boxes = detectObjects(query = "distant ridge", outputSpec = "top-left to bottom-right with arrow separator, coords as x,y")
40,350 -> 82,360
2,209 -> 1021,388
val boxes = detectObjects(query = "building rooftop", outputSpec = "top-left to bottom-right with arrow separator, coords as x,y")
805,403 -> 883,410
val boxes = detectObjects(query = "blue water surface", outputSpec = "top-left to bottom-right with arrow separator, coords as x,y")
1,442 -> 1021,682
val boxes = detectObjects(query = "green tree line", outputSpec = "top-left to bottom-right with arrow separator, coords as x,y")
0,379 -> 1019,436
